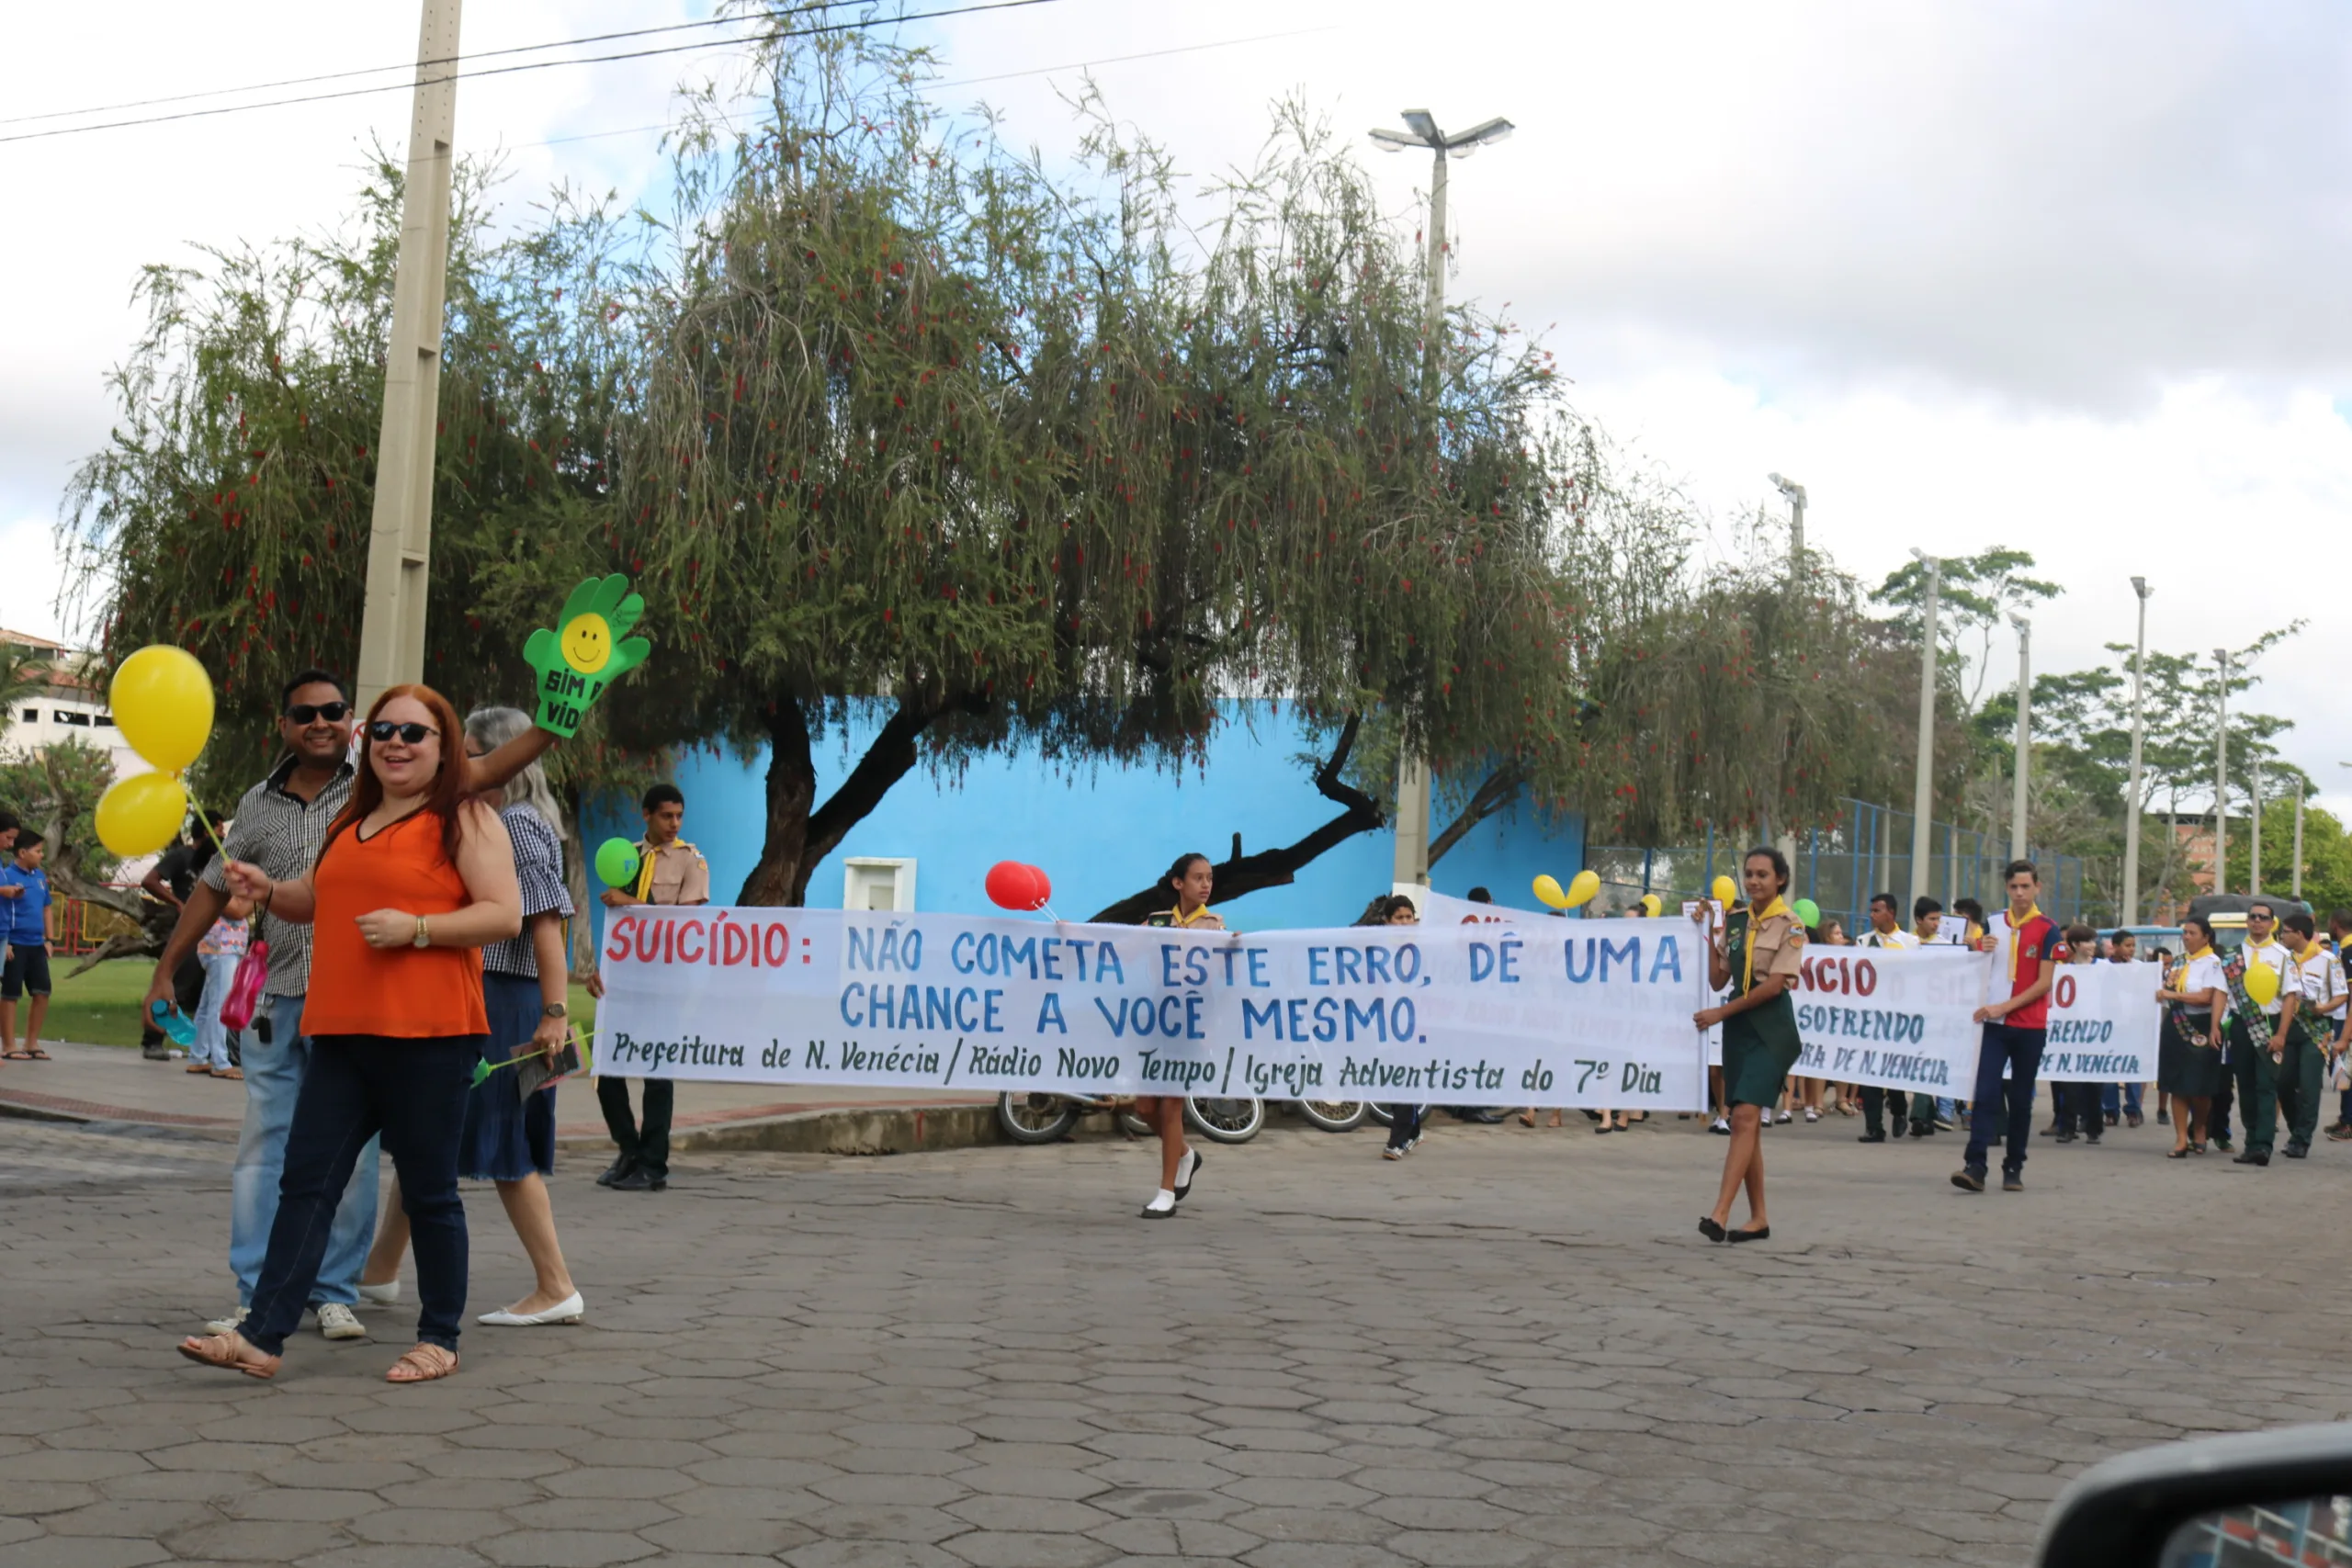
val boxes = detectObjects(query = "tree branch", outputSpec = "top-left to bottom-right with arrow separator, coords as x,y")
1090,711 -> 1383,923
1426,760 -> 1527,868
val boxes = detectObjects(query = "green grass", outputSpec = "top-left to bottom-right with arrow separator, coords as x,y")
41,956 -> 601,1049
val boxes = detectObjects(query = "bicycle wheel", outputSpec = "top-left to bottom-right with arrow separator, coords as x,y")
1367,1103 -> 1395,1126
1185,1095 -> 1266,1144
1296,1100 -> 1368,1132
997,1092 -> 1080,1145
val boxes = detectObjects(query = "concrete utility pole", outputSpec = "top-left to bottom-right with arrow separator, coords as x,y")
2251,756 -> 2263,897
2121,578 -> 2153,923
356,0 -> 465,709
1370,108 -> 1513,887
2008,614 -> 2031,863
2293,775 -> 2305,901
1770,473 -> 1806,588
1906,549 -> 1940,913
2213,648 -> 2230,898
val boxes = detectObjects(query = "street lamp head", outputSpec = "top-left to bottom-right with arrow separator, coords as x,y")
2009,613 -> 2030,634
2131,575 -> 2152,599
1909,547 -> 1934,567
1401,109 -> 1441,142
1769,472 -> 1805,503
1368,128 -> 1422,152
1443,117 -> 1515,156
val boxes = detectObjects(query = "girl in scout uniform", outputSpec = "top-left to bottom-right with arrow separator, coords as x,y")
1135,852 -> 1216,1219
1691,847 -> 1805,1244
2155,916 -> 2227,1158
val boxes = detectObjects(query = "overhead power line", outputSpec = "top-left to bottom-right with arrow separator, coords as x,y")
0,4 -> 866,130
0,0 -> 1065,147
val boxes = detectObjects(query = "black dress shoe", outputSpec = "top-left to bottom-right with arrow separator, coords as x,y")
1856,1130 -> 1887,1144
2285,1142 -> 2311,1159
595,1158 -> 636,1188
2232,1149 -> 2270,1167
610,1167 -> 654,1190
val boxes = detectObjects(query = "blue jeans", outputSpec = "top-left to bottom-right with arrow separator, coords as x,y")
1963,1024 -> 2047,1176
231,995 -> 379,1307
191,953 -> 238,1069
2099,1081 -> 2143,1117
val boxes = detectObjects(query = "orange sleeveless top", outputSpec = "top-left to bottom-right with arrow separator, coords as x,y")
301,809 -> 488,1038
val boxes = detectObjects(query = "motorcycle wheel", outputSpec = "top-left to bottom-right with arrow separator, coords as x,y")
1185,1094 -> 1266,1144
998,1092 -> 1080,1145
1296,1100 -> 1369,1132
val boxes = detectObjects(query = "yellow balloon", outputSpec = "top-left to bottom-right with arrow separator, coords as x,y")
1564,869 -> 1601,909
1532,874 -> 1568,909
1639,893 -> 1662,917
110,646 -> 214,774
1711,875 -> 1738,908
95,772 -> 188,858
2245,961 -> 2279,1009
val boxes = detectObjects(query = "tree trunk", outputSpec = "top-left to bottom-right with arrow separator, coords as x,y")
1091,713 -> 1384,923
1426,761 -> 1527,868
739,695 -> 820,907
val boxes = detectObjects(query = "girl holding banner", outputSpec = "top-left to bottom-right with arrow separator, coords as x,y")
1691,848 -> 1806,1244
1136,853 -> 1216,1218
2157,916 -> 2228,1159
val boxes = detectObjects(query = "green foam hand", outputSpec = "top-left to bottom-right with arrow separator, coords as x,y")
522,574 -> 650,738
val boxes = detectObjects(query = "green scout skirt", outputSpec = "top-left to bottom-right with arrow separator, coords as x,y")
1723,996 -> 1802,1109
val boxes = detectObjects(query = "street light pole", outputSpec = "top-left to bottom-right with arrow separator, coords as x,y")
2009,614 -> 2031,863
2251,755 -> 2263,897
355,0 -> 465,708
2121,579 -> 2153,923
2293,774 -> 2305,901
2213,648 -> 2230,898
1371,108 -> 1513,889
1907,549 -> 1940,913
1770,473 -> 1806,589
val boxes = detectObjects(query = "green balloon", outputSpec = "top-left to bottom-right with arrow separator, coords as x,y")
594,837 -> 640,890
1792,897 -> 1822,929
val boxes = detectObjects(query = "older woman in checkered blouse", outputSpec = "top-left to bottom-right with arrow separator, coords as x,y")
358,707 -> 584,1327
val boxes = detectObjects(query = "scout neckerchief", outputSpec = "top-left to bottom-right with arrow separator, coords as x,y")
633,838 -> 696,902
1165,903 -> 1216,928
2005,904 -> 2043,982
1741,896 -> 1792,996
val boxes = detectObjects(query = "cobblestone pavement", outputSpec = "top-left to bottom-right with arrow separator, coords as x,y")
5,1110 -> 2349,1568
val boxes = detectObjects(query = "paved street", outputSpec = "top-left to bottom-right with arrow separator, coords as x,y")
4,1110 -> 2348,1568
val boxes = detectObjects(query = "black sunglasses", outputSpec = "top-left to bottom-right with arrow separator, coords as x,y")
366,720 -> 439,745
285,702 -> 351,724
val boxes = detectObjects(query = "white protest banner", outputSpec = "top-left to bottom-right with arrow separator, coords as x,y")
1780,947 -> 2157,1090
594,908 -> 1713,1111
1411,889 -> 1531,927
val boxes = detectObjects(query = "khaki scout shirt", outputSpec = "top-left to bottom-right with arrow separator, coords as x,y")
1734,907 -> 1806,998
635,839 -> 711,906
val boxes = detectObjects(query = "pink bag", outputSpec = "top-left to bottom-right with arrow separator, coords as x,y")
220,939 -> 270,1031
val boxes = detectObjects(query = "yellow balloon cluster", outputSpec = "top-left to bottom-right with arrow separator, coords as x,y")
2244,961 -> 2279,1009
93,647 -> 216,858
1711,874 -> 1738,908
1532,870 -> 1600,910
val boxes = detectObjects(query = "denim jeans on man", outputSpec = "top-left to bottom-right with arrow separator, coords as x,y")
231,995 -> 379,1307
1963,1022 -> 2047,1176
243,1034 -> 476,1356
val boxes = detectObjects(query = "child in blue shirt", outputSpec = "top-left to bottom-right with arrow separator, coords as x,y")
0,829 -> 53,1060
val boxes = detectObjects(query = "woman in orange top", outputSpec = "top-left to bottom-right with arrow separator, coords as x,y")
178,684 -> 519,1384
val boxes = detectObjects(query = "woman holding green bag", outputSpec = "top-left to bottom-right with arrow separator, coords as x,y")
1691,848 -> 1806,1244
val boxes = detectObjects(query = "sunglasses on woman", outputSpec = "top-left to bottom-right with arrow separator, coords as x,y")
284,702 -> 351,724
366,720 -> 439,745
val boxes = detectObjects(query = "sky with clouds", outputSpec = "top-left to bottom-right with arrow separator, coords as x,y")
7,0 -> 2349,813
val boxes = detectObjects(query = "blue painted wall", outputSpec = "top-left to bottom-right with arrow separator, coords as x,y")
585,701 -> 1583,937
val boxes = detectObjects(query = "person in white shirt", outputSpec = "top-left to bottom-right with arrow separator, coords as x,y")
2156,918 -> 2229,1157
2227,900 -> 2293,1167
1854,893 -> 1926,1144
2275,911 -> 2337,1158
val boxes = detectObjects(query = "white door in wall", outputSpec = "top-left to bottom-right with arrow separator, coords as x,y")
842,857 -> 917,911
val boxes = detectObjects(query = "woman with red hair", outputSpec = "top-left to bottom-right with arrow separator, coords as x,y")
177,684 -> 520,1383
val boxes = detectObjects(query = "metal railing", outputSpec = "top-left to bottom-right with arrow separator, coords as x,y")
1587,799 -> 2087,933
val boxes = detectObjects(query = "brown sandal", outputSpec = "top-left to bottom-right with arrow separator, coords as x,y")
175,1329 -> 279,1379
385,1344 -> 459,1384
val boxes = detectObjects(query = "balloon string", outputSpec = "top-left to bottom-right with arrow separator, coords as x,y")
192,799 -> 230,862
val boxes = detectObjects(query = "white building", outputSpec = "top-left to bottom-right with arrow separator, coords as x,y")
1,627 -> 151,780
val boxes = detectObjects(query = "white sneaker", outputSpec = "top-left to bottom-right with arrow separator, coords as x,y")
204,1306 -> 247,1336
315,1303 -> 367,1341
357,1280 -> 400,1307
1382,1145 -> 1406,1160
478,1291 -> 585,1326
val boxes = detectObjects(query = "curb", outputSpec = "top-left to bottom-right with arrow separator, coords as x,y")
557,1101 -> 1008,1157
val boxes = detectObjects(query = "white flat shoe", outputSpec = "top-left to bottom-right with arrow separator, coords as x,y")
478,1292 -> 584,1326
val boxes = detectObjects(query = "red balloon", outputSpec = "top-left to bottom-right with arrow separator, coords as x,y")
1022,863 -> 1052,911
984,861 -> 1033,910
